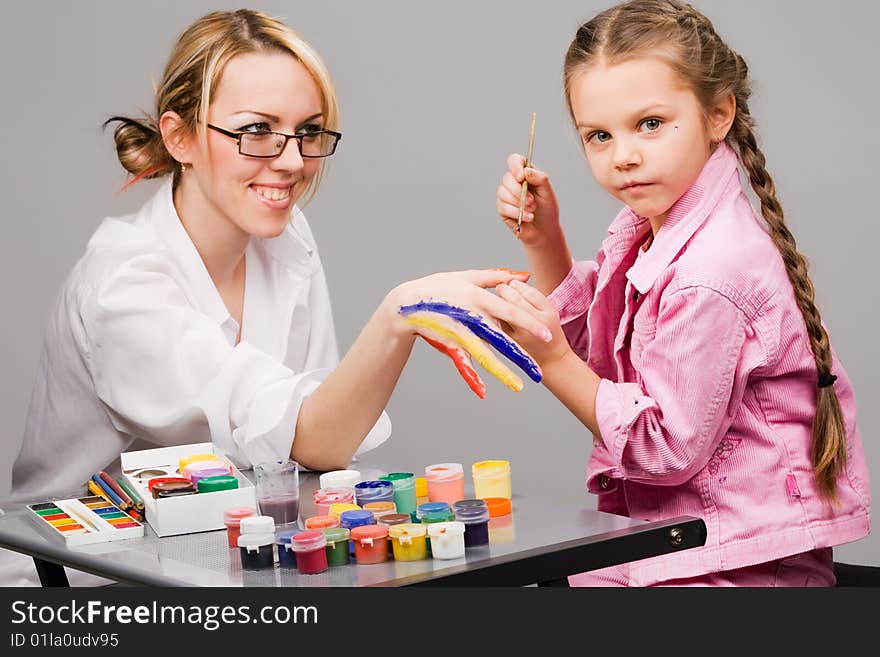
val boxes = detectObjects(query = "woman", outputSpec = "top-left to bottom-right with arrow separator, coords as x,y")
2,9 -> 548,586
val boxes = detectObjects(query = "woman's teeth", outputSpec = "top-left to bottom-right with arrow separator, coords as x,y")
253,185 -> 290,201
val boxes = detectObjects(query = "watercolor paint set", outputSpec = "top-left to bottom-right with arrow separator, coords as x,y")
27,496 -> 144,546
120,442 -> 256,537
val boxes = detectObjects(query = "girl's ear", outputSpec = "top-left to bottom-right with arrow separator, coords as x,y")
709,92 -> 736,143
159,111 -> 194,164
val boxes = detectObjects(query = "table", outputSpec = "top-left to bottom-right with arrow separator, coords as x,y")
0,464 -> 706,587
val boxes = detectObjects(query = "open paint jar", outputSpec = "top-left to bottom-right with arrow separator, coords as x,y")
424,463 -> 465,505
378,472 -> 418,519
354,480 -> 395,507
313,487 -> 355,517
472,460 -> 511,499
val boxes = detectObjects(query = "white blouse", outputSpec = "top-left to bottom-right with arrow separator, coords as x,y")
10,178 -> 391,506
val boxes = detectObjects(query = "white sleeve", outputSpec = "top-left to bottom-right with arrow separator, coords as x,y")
81,252 -> 321,468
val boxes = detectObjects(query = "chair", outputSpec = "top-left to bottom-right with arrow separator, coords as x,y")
833,561 -> 880,587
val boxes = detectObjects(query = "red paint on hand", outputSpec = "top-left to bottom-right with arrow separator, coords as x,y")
420,335 -> 487,399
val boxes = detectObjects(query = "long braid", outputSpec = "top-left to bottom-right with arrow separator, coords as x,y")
731,86 -> 847,500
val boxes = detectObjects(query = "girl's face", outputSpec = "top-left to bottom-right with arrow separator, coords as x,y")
184,51 -> 325,239
569,56 -> 717,226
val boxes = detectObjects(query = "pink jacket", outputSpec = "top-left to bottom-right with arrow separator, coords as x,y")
548,142 -> 870,584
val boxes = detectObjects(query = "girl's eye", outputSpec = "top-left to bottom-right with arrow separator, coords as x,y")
298,123 -> 323,134
238,122 -> 272,134
639,118 -> 662,132
586,131 -> 611,145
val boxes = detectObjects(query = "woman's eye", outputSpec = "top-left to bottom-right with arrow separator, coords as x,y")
586,131 -> 611,145
298,123 -> 323,134
639,118 -> 662,132
238,122 -> 272,134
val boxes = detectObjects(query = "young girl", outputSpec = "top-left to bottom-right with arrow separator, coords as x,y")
2,9 -> 549,586
495,0 -> 870,586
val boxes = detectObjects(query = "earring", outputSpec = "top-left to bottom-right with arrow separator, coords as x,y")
674,125 -> 679,132
180,162 -> 186,174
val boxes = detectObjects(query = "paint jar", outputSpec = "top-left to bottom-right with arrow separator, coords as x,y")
427,521 -> 466,559
179,453 -> 220,474
319,469 -> 361,494
350,525 -> 390,564
323,527 -> 351,567
424,463 -> 465,505
483,497 -> 512,517
196,474 -> 239,493
292,530 -> 328,575
148,477 -> 192,496
453,499 -> 490,546
354,480 -> 395,507
363,501 -> 397,524
190,466 -> 235,486
255,459 -> 299,528
417,502 -> 454,556
340,510 -> 376,556
184,460 -> 231,480
388,523 -> 428,561
304,515 -> 340,530
152,481 -> 196,498
223,506 -> 257,548
276,528 -> 303,568
378,513 -> 412,556
329,503 -> 361,521
415,477 -> 429,509
379,472 -> 418,520
238,532 -> 275,570
313,487 -> 355,517
472,460 -> 511,500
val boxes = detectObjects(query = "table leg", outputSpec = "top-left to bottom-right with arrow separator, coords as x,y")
34,558 -> 70,587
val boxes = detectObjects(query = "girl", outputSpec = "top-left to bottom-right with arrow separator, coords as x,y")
3,9 -> 549,586
495,0 -> 870,586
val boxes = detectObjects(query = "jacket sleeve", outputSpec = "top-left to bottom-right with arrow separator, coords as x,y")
547,259 -> 600,360
591,285 -> 751,487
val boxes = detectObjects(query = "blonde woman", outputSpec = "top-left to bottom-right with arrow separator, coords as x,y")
2,9 -> 548,586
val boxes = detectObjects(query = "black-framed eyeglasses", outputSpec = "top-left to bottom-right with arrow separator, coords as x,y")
207,124 -> 342,158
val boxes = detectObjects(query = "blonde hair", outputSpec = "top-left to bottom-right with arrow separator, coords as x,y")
105,8 -> 339,204
564,0 -> 847,500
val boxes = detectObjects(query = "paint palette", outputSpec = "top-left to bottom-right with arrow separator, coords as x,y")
27,496 -> 144,546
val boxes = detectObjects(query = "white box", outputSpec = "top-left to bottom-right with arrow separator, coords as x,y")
120,442 -> 257,537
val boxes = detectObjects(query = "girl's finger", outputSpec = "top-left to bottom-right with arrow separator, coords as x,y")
496,282 -> 543,314
506,152 -> 526,183
509,279 -> 552,311
496,199 -> 534,223
456,268 -> 529,288
475,289 -> 552,342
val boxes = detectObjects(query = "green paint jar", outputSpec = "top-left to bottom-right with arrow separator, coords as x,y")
379,472 -> 418,520
323,527 -> 351,567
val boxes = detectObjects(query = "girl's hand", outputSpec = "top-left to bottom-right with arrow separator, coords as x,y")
386,269 -> 552,345
494,279 -> 570,369
496,153 -> 561,246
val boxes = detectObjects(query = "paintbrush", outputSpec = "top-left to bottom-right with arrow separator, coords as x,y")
517,112 -> 537,233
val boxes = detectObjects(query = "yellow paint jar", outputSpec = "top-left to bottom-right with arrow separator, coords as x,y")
388,523 -> 428,561
178,453 -> 219,474
472,460 -> 511,500
328,503 -> 361,520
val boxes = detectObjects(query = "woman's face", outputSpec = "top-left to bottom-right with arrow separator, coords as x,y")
185,50 -> 325,240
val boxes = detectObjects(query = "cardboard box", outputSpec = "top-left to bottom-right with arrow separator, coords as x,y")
120,442 -> 257,537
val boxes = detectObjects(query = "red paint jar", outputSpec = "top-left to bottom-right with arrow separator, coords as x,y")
349,524 -> 390,564
292,530 -> 328,574
223,506 -> 257,548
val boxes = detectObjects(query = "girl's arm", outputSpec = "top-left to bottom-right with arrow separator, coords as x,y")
292,269 -> 553,471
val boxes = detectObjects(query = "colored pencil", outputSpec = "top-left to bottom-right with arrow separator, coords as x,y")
90,474 -> 127,509
115,476 -> 145,511
98,470 -> 134,509
87,479 -> 112,504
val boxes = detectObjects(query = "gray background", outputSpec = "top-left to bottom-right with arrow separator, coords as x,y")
1,1 -> 876,566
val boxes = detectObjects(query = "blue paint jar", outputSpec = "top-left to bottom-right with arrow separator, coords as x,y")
353,480 -> 395,508
453,499 -> 490,546
339,509 -> 375,556
276,527 -> 303,568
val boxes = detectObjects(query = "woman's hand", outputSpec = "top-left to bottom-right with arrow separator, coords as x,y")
494,279 -> 570,369
496,153 -> 561,246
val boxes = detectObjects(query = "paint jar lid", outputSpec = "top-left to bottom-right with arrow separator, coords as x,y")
224,507 -> 257,525
350,524 -> 389,543
319,470 -> 361,490
427,521 -> 466,538
156,487 -> 197,498
184,460 -> 230,478
379,472 -> 415,490
328,503 -> 361,518
414,477 -> 428,497
471,459 -> 511,478
416,502 -> 453,522
179,453 -> 219,473
482,497 -> 512,517
152,481 -> 196,498
197,475 -> 239,493
240,515 -> 275,535
322,527 -> 350,544
304,515 -> 339,530
275,528 -> 304,544
378,513 -> 412,526
424,463 -> 464,482
237,532 -> 274,548
363,501 -> 396,516
388,523 -> 427,541
147,477 -> 191,493
339,509 -> 375,528
190,465 -> 234,482
291,530 -> 327,552
313,487 -> 354,505
354,480 -> 394,501
453,499 -> 490,524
